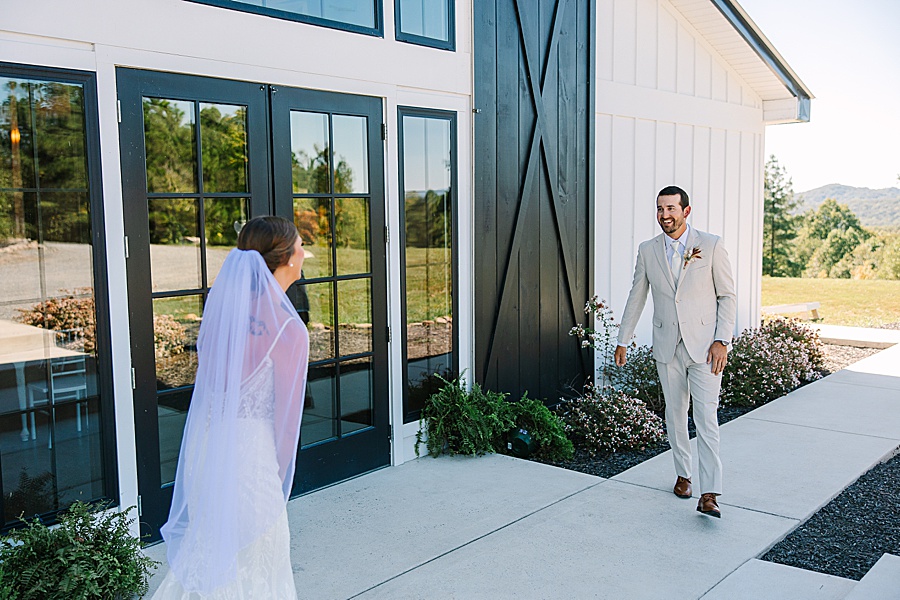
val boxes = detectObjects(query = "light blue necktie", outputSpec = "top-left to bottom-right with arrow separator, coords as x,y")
670,240 -> 683,284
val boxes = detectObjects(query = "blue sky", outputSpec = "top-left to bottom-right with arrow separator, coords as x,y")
738,0 -> 900,192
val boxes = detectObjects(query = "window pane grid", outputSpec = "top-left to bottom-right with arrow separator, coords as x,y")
1,73 -> 106,527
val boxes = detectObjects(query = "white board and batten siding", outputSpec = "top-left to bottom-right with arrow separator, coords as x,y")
595,0 -> 765,354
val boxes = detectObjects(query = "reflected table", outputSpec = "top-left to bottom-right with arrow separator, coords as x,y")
0,320 -> 83,441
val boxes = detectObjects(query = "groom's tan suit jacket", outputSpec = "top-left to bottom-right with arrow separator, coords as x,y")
618,227 -> 736,364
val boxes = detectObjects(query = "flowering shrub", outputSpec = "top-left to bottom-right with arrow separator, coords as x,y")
569,296 -> 619,386
556,383 -> 666,456
609,343 -> 665,414
570,295 -> 664,413
720,316 -> 825,407
18,289 -> 96,353
153,314 -> 187,359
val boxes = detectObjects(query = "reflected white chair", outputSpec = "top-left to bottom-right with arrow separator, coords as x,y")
26,356 -> 88,448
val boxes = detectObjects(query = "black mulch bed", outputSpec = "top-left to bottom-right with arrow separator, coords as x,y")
762,449 -> 900,580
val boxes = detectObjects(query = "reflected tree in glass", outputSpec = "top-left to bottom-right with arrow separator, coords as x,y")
200,103 -> 248,193
143,98 -> 196,193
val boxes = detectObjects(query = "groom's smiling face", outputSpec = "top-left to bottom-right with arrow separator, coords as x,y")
657,194 -> 691,238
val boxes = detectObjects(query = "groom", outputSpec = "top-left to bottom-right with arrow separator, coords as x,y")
614,186 -> 736,518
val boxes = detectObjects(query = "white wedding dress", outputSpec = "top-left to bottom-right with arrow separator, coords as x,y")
152,354 -> 298,599
152,249 -> 308,599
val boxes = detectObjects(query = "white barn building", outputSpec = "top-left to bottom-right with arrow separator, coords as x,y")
0,0 -> 810,540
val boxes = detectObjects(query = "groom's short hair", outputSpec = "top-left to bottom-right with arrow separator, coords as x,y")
657,185 -> 689,210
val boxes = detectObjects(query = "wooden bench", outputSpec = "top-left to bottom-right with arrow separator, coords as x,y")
761,302 -> 821,320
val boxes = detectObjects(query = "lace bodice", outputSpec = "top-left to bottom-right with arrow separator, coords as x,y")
237,357 -> 275,420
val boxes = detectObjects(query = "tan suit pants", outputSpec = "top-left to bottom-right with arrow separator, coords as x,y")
656,340 -> 723,495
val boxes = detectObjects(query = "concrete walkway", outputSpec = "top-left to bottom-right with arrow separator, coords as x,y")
144,337 -> 900,599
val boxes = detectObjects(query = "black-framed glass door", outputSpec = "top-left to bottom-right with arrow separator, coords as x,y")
119,70 -> 389,541
119,70 -> 270,541
271,88 -> 389,493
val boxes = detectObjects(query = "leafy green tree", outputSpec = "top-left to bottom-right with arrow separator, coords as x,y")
763,156 -> 801,276
875,231 -> 900,279
796,198 -> 871,278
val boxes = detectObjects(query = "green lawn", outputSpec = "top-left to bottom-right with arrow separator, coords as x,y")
761,277 -> 900,327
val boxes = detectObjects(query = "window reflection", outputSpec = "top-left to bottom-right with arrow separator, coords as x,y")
220,0 -> 377,29
400,113 -> 454,422
332,115 -> 369,194
200,103 -> 248,193
294,197 -> 333,279
335,197 -> 370,275
398,0 -> 451,43
143,98 -> 197,194
0,73 -> 105,525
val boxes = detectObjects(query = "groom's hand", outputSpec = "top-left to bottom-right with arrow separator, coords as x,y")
707,341 -> 728,375
614,345 -> 627,367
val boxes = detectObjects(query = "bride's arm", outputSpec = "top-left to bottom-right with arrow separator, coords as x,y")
270,318 -> 310,486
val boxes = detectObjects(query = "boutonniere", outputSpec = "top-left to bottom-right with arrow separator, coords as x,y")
683,247 -> 702,268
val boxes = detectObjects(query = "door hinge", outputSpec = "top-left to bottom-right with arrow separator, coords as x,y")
384,225 -> 390,245
137,495 -> 142,517
386,326 -> 391,343
117,100 -> 122,123
388,428 -> 393,442
124,235 -> 129,259
131,368 -> 136,390
381,123 -> 386,140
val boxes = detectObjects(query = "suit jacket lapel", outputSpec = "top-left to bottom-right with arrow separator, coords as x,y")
655,234 -> 676,291
676,228 -> 700,288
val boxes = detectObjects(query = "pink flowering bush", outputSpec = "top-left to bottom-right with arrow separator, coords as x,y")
570,296 -> 664,413
720,316 -> 825,407
556,383 -> 666,456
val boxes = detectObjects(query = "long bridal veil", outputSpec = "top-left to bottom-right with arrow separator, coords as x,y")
160,249 -> 309,594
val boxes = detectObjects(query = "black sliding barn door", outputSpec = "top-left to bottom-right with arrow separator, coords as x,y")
474,0 -> 593,400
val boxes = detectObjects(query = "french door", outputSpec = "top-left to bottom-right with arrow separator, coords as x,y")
118,69 -> 389,541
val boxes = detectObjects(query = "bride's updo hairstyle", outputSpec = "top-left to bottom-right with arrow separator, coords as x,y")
237,216 -> 299,275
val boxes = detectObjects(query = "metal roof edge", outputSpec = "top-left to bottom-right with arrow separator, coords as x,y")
711,0 -> 815,106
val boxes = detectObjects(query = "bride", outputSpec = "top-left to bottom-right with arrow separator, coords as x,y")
152,216 -> 310,599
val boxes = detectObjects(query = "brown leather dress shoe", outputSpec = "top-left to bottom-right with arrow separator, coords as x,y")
697,493 -> 721,518
674,476 -> 692,499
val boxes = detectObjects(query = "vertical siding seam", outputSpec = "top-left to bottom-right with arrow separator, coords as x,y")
691,38 -> 697,98
607,117 -> 615,296
632,0 -> 639,85
611,0 -> 617,82
736,130 -> 743,326
654,0 -> 659,90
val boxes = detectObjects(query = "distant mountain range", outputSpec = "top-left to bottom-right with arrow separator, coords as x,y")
794,184 -> 900,228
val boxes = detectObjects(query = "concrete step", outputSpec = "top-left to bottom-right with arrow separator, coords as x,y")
812,324 -> 900,349
843,553 -> 900,600
702,559 -> 856,600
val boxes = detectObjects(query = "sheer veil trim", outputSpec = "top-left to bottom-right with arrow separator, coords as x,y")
159,249 -> 309,595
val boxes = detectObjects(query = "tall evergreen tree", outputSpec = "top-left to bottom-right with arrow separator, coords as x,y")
763,156 -> 801,276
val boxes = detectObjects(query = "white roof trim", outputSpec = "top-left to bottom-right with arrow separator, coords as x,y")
669,0 -> 814,123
